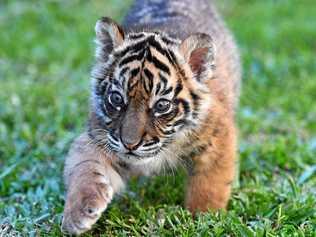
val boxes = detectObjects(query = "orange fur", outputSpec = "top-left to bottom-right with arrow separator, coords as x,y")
185,99 -> 237,213
61,1 -> 241,235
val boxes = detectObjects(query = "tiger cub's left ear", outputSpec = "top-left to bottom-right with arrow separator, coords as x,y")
95,17 -> 125,62
180,33 -> 216,81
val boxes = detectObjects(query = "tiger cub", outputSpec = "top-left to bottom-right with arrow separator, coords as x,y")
61,0 -> 241,235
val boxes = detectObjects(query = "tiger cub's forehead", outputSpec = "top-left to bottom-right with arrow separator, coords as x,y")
110,32 -> 184,102
118,31 -> 180,51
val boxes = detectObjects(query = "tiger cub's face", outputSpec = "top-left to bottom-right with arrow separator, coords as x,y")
89,17 -> 215,160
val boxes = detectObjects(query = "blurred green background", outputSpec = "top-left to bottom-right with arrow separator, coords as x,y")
0,0 -> 315,236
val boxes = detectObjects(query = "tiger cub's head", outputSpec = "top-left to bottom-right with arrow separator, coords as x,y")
89,17 -> 215,160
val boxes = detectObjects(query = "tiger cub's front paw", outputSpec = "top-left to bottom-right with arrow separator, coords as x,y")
61,181 -> 113,235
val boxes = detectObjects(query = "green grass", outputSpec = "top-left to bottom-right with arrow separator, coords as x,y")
0,0 -> 315,236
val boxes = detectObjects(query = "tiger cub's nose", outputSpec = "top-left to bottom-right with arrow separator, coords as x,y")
120,131 -> 142,151
120,135 -> 143,151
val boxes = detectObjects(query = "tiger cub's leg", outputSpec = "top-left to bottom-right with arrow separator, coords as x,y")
185,120 -> 237,213
61,133 -> 124,235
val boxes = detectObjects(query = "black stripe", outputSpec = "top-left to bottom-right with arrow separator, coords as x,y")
128,42 -> 147,55
147,36 -> 167,55
144,35 -> 178,68
101,58 -> 118,83
156,125 -> 166,136
190,91 -> 201,118
119,67 -> 129,78
119,50 -> 145,66
144,68 -> 154,81
165,49 -> 188,82
162,129 -> 175,135
165,49 -> 178,66
145,47 -> 153,61
142,81 -> 150,94
105,121 -> 112,126
94,76 -> 105,83
161,36 -> 177,45
163,108 -> 179,122
190,91 -> 201,107
148,55 -> 170,75
155,82 -> 161,95
114,35 -> 176,74
159,73 -> 168,92
112,79 -> 122,88
177,68 -> 188,81
114,38 -> 149,58
161,86 -> 173,96
95,81 -> 108,96
130,67 -> 140,77
147,36 -> 177,66
143,137 -> 159,147
110,134 -> 119,141
174,80 -> 183,97
143,68 -> 154,94
112,34 -> 184,90
173,119 -> 186,127
120,67 -> 129,89
121,73 -> 129,90
107,68 -> 115,82
175,98 -> 190,115
128,33 -> 146,39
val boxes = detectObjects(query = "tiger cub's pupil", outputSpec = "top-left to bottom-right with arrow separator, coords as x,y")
109,92 -> 124,108
154,99 -> 171,114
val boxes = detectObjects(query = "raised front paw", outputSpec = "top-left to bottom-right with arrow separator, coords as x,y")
61,181 -> 113,235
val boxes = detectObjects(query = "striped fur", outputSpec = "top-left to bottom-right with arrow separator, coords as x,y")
90,24 -> 214,161
62,0 -> 241,235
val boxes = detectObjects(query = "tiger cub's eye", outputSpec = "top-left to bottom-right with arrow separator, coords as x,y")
154,99 -> 171,114
108,92 -> 124,109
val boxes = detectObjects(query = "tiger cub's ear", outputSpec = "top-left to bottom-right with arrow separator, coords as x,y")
95,17 -> 125,61
180,33 -> 216,81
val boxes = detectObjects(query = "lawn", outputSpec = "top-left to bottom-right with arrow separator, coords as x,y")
0,0 -> 315,236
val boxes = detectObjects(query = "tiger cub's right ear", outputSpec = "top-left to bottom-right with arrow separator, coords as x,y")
95,17 -> 125,61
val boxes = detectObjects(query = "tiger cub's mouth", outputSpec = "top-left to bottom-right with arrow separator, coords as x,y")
107,133 -> 164,160
115,149 -> 162,160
